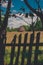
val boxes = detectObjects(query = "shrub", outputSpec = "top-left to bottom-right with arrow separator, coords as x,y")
6,27 -> 18,32
35,20 -> 42,30
23,25 -> 31,31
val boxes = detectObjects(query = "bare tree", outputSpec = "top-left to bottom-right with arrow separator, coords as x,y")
24,0 -> 43,30
0,0 -> 11,65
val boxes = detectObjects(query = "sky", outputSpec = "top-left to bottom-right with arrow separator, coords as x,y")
1,0 -> 43,14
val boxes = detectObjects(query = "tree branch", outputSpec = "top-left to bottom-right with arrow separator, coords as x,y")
24,0 -> 42,17
1,0 -> 11,31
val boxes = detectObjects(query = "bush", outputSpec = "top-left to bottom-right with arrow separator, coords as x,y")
23,25 -> 31,31
6,27 -> 18,32
35,20 -> 42,30
6,27 -> 11,32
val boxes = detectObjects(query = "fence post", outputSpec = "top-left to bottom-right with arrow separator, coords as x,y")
34,32 -> 40,65
15,34 -> 22,65
21,33 -> 28,65
27,32 -> 34,65
0,1 -> 11,65
9,35 -> 17,65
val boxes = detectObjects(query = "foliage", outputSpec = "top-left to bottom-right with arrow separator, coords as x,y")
6,27 -> 11,32
23,25 -> 31,31
23,20 -> 42,31
4,49 -> 43,65
6,27 -> 18,32
35,20 -> 42,30
4,54 -> 10,64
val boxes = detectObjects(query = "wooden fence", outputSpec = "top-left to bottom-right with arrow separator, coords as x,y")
3,32 -> 43,65
0,0 -> 43,65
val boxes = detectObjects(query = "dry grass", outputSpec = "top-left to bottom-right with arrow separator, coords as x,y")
6,31 -> 43,43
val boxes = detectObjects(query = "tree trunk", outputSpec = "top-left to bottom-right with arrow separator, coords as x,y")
41,17 -> 43,30
0,32 -> 5,65
0,0 -> 11,65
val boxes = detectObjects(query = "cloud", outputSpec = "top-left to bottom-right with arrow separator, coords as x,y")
2,2 -> 14,8
2,2 -> 8,8
21,0 -> 24,1
12,10 -> 17,13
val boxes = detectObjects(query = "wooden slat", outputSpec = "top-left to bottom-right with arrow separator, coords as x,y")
9,35 -> 17,65
27,33 -> 34,65
15,34 -> 22,65
21,33 -> 28,65
34,32 -> 40,65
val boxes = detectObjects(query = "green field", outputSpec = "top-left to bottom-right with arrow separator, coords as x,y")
4,46 -> 43,65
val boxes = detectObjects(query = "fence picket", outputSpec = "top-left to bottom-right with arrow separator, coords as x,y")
34,32 -> 40,65
21,33 -> 28,65
27,33 -> 34,65
15,34 -> 22,65
9,35 -> 17,65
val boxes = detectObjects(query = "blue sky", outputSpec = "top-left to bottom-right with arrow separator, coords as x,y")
1,0 -> 43,14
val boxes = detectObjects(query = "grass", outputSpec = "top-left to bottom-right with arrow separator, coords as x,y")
4,31 -> 43,64
4,46 -> 43,65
